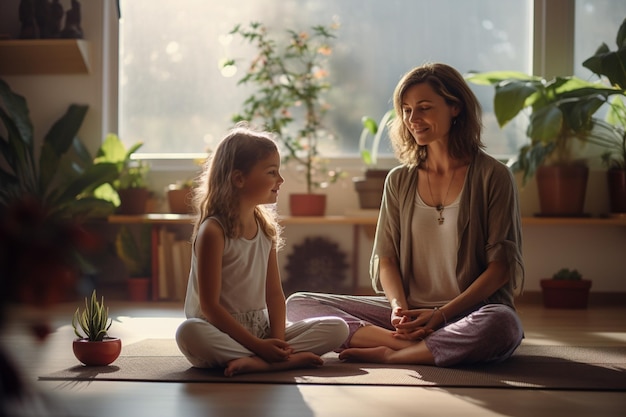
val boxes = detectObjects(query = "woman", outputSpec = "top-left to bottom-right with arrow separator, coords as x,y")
286,63 -> 524,367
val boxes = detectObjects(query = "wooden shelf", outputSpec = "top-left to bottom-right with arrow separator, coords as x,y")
108,214 -> 626,227
0,39 -> 90,75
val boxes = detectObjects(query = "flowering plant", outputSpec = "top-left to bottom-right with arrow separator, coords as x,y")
224,21 -> 341,193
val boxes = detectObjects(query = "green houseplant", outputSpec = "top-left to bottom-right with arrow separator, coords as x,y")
94,133 -> 151,215
71,289 -> 121,366
466,71 -> 621,216
0,79 -> 119,221
540,268 -> 592,309
353,109 -> 395,209
224,21 -> 341,216
581,17 -> 626,214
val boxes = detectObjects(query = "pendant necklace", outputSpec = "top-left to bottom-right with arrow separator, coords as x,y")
426,164 -> 456,225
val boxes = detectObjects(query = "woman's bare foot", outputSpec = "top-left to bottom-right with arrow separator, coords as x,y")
224,352 -> 324,377
338,346 -> 394,363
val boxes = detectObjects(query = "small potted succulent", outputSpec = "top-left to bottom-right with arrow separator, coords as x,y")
540,268 -> 592,309
71,289 -> 121,366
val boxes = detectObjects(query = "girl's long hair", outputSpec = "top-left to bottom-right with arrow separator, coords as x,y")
191,124 -> 283,249
389,62 -> 485,167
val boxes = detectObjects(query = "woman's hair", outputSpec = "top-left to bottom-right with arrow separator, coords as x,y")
191,123 -> 283,249
388,62 -> 484,166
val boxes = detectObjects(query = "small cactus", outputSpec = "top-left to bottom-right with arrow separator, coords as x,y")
552,268 -> 583,281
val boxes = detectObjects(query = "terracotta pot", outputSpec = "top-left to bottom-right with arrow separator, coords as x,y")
128,277 -> 150,301
117,188 -> 150,215
353,169 -> 389,209
289,194 -> 326,216
540,279 -> 592,309
167,188 -> 193,214
607,168 -> 626,214
536,164 -> 589,216
73,337 -> 122,366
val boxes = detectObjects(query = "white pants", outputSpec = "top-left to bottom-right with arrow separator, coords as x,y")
175,316 -> 349,368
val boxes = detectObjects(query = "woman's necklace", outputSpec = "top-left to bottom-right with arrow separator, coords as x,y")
426,165 -> 456,225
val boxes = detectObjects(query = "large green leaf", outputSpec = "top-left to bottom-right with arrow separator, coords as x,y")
39,104 -> 88,194
493,80 -> 539,127
528,105 -> 562,142
0,79 -> 33,152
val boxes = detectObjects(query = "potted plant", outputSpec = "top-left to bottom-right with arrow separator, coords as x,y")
466,71 -> 621,216
115,225 -> 152,301
353,109 -> 395,209
0,79 -> 119,221
581,17 -> 626,215
224,21 -> 342,216
93,133 -> 151,215
540,268 -> 592,309
71,289 -> 122,366
166,179 -> 194,214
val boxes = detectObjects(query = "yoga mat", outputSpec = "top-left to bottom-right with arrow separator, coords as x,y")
40,339 -> 626,391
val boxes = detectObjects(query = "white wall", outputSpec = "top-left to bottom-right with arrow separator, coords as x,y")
1,0 -> 624,295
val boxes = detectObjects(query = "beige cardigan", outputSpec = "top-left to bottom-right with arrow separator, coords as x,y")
370,151 -> 524,309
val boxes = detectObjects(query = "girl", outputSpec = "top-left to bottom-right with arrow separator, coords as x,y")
286,63 -> 524,367
175,125 -> 348,377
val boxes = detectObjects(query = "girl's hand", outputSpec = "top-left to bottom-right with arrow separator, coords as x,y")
392,308 -> 437,341
254,338 -> 293,363
390,306 -> 406,328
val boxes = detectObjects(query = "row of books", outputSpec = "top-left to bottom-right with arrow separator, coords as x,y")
156,228 -> 192,301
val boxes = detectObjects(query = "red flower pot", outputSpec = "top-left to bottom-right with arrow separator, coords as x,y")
73,337 -> 122,366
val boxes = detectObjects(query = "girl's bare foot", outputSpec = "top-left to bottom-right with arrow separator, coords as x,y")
224,352 -> 323,377
339,346 -> 394,363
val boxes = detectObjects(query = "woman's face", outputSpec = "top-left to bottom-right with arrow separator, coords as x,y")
400,82 -> 459,147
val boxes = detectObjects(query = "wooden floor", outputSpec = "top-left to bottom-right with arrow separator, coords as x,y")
2,300 -> 625,417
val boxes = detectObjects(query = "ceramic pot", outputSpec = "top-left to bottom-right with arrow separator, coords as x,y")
128,277 -> 151,301
536,164 -> 589,216
353,169 -> 389,209
73,337 -> 122,366
607,168 -> 626,214
167,187 -> 193,214
289,194 -> 326,216
117,187 -> 150,215
540,279 -> 592,309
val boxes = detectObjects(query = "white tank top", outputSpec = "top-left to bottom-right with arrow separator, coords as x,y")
183,218 -> 272,321
408,188 -> 462,307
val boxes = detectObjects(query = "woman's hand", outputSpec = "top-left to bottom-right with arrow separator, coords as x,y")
253,338 -> 293,363
392,308 -> 440,341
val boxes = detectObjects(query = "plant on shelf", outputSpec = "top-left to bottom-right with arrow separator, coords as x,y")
224,21 -> 342,215
71,289 -> 121,366
353,109 -> 395,209
0,78 -> 119,221
115,225 -> 152,301
466,69 -> 622,216
581,17 -> 626,214
94,133 -> 151,215
167,178 -> 196,214
540,268 -> 592,309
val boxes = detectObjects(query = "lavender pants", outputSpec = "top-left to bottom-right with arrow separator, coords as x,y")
286,292 -> 524,367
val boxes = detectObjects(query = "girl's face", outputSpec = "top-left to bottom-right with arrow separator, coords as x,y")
401,82 -> 459,147
240,150 -> 284,205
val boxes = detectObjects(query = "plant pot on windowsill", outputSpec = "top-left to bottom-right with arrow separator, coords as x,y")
353,169 -> 389,210
540,268 -> 592,309
289,194 -> 326,216
167,184 -> 193,214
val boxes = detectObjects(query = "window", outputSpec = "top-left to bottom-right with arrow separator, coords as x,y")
119,0 -> 532,159
574,0 -> 626,80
